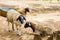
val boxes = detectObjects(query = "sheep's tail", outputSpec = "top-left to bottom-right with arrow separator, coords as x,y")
0,10 -> 7,17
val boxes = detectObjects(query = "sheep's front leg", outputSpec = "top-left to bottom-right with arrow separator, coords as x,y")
12,22 -> 14,31
16,25 -> 21,36
8,21 -> 11,32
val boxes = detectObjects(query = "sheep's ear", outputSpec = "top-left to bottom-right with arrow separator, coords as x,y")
16,17 -> 19,21
25,8 -> 30,12
16,16 -> 21,21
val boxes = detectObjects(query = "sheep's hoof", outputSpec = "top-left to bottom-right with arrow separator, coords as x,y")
17,34 -> 20,36
17,34 -> 21,36
8,30 -> 12,32
8,30 -> 11,32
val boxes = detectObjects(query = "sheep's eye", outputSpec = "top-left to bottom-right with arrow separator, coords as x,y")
28,23 -> 31,26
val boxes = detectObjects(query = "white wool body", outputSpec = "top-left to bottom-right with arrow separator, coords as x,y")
7,9 -> 21,22
7,9 -> 22,35
29,21 -> 55,35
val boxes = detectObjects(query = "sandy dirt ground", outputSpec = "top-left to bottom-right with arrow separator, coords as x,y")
0,11 -> 60,40
0,1 -> 60,40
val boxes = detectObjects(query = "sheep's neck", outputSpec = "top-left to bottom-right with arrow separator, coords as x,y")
18,10 -> 26,16
31,23 -> 36,32
21,11 -> 26,15
15,9 -> 27,17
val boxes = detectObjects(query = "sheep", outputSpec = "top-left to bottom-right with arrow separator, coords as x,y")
15,7 -> 30,17
24,21 -> 55,36
7,7 -> 30,35
23,21 -> 55,40
7,10 -> 25,35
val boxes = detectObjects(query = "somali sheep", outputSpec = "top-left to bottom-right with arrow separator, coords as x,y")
7,10 -> 26,35
15,7 -> 30,17
23,21 -> 55,40
24,21 -> 55,36
7,8 -> 30,35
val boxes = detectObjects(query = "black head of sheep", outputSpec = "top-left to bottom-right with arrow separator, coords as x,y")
24,8 -> 30,13
24,22 -> 35,32
16,15 -> 26,24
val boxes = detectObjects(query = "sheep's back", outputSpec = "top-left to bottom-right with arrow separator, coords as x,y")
30,21 -> 55,35
37,22 -> 55,35
7,9 -> 21,22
